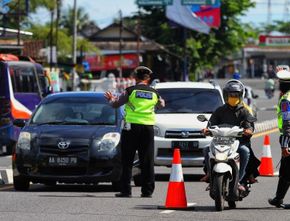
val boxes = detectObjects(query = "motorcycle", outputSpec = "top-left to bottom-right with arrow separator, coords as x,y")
198,115 -> 253,211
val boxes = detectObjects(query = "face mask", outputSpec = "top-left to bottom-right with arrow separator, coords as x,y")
228,97 -> 240,107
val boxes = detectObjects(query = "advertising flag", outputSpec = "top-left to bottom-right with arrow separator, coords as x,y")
166,0 -> 210,34
191,0 -> 221,28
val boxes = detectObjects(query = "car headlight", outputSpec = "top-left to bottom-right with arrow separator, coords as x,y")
94,132 -> 120,152
154,126 -> 161,137
17,132 -> 31,150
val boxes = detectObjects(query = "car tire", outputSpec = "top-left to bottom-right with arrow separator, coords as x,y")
133,174 -> 142,187
13,176 -> 30,191
112,181 -> 121,191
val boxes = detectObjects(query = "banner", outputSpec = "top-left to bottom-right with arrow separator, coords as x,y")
84,54 -> 139,71
191,0 -> 221,28
166,0 -> 210,34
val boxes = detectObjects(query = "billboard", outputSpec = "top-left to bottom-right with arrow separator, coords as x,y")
191,0 -> 221,28
84,54 -> 139,71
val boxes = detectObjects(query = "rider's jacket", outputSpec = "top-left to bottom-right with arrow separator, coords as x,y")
208,103 -> 254,145
277,91 -> 290,137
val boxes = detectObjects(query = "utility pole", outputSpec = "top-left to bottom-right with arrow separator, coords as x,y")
119,10 -> 123,78
267,0 -> 272,26
136,8 -> 141,66
72,0 -> 77,90
50,9 -> 54,70
55,0 -> 61,67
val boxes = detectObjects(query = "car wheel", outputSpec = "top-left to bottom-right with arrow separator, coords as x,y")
13,176 -> 30,191
112,181 -> 121,191
133,174 -> 142,187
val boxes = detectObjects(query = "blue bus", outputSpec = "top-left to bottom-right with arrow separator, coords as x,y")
0,54 -> 51,154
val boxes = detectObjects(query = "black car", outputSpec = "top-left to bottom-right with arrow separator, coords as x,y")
12,92 -> 127,191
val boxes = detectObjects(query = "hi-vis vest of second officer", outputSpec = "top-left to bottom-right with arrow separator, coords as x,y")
277,91 -> 290,133
125,86 -> 159,125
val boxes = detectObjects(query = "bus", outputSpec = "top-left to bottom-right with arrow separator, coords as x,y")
0,54 -> 51,154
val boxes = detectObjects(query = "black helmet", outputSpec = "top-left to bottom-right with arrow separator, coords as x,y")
133,66 -> 153,79
223,79 -> 245,102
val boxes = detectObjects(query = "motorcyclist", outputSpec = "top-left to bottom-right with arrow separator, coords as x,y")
201,79 -> 255,191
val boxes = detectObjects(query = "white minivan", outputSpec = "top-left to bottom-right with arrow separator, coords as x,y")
153,81 -> 224,167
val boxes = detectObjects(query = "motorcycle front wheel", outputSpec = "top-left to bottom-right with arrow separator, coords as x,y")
213,174 -> 227,211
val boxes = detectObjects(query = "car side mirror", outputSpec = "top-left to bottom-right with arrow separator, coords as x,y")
253,94 -> 259,99
42,86 -> 53,97
197,114 -> 208,122
13,119 -> 27,128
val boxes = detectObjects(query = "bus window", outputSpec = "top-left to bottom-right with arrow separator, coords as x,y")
9,64 -> 38,93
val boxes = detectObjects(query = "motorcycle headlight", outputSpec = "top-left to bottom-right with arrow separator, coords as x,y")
94,132 -> 120,152
17,132 -> 31,150
154,126 -> 161,137
215,152 -> 228,161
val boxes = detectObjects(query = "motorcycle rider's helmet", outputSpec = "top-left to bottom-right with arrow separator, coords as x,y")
223,79 -> 245,107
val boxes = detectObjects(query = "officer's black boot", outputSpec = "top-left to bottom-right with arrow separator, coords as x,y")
268,177 -> 290,208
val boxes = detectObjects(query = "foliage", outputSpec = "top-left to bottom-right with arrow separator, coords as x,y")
135,0 -> 256,74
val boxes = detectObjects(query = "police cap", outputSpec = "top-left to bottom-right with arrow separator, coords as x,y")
277,70 -> 290,81
134,66 -> 153,79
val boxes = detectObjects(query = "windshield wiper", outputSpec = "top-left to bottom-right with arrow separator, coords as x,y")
35,121 -> 65,125
90,122 -> 114,125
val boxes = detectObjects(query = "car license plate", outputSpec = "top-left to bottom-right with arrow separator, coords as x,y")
171,141 -> 199,150
48,156 -> 77,166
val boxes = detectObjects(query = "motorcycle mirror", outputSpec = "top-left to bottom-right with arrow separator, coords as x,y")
247,115 -> 257,123
197,114 -> 208,122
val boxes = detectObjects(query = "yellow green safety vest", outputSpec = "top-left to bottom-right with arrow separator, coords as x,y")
125,88 -> 159,125
277,91 -> 290,133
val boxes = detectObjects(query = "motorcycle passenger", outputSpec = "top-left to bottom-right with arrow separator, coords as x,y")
268,67 -> 290,208
201,79 -> 254,191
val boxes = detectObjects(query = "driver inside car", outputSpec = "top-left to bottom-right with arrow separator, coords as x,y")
201,79 -> 256,191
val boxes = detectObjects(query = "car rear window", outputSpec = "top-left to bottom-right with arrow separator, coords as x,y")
156,88 -> 223,114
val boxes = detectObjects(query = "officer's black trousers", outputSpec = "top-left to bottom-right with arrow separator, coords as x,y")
120,123 -> 155,195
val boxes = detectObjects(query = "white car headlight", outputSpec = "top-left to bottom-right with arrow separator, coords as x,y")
154,126 -> 161,137
17,132 -> 31,150
94,132 -> 120,152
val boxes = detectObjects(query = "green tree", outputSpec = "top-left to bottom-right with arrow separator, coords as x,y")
132,0 -> 256,76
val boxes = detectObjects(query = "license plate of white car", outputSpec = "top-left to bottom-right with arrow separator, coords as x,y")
48,156 -> 77,166
171,141 -> 199,150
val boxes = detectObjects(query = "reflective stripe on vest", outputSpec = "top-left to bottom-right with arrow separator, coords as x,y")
125,89 -> 158,125
277,91 -> 290,133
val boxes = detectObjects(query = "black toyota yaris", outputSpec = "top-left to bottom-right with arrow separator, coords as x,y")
12,92 -> 126,191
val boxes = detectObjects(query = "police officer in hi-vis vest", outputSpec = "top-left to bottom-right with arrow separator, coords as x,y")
105,66 -> 165,198
269,67 -> 290,208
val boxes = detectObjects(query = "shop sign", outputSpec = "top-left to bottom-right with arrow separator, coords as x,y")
137,0 -> 173,5
259,35 -> 290,46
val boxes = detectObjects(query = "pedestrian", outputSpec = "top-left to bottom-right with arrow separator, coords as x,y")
104,66 -> 165,198
268,67 -> 290,208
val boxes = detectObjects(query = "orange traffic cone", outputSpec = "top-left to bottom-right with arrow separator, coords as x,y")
165,148 -> 188,209
259,135 -> 274,176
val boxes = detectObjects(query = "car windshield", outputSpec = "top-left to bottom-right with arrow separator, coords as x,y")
31,96 -> 117,125
156,88 -> 223,114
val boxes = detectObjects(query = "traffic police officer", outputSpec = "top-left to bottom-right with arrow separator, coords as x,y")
105,66 -> 165,198
269,68 -> 290,208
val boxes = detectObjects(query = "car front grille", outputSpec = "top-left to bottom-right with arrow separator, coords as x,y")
165,130 -> 205,139
38,138 -> 90,154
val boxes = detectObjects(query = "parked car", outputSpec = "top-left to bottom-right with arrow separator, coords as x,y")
244,85 -> 259,117
12,92 -> 139,191
152,81 -> 224,167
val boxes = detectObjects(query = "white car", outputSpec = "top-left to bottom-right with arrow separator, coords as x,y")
153,81 -> 224,167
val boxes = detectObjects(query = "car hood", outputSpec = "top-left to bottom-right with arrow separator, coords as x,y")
155,113 -> 211,130
28,125 -> 119,140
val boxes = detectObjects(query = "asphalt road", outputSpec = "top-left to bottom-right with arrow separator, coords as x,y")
0,82 -> 287,221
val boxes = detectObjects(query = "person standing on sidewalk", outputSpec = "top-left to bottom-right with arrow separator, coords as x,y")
269,67 -> 290,208
104,66 -> 165,198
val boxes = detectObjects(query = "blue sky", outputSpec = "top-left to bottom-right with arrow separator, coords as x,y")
32,0 -> 288,29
